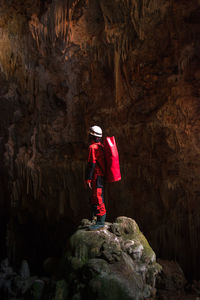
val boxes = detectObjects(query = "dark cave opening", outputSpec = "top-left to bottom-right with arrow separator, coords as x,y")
4,215 -> 77,276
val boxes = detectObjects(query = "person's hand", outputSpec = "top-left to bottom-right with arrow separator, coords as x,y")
85,180 -> 92,190
87,181 -> 92,190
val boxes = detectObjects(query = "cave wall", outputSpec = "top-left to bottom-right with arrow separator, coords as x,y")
0,0 -> 200,278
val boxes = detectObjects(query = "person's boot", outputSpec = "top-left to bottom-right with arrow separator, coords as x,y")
88,214 -> 106,231
92,216 -> 97,224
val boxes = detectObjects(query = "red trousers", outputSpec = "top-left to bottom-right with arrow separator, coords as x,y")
91,176 -> 106,217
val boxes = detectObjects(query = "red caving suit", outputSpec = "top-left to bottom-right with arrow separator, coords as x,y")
85,141 -> 106,217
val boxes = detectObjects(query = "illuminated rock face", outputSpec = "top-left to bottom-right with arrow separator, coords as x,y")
0,0 -> 200,277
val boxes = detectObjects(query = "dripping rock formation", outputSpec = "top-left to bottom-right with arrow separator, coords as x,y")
0,0 -> 200,280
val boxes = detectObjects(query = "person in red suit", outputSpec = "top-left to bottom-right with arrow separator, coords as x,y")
85,125 -> 106,230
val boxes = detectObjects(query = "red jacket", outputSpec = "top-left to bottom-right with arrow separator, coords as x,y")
85,142 -> 105,182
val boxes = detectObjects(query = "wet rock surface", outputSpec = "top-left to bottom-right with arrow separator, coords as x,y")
63,216 -> 161,300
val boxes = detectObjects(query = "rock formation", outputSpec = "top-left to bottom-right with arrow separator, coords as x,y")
57,216 -> 161,300
156,259 -> 200,300
0,0 -> 200,279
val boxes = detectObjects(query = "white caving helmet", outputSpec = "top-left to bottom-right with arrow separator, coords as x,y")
89,125 -> 102,137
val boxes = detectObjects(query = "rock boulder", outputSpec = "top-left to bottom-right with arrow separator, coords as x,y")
61,216 -> 161,300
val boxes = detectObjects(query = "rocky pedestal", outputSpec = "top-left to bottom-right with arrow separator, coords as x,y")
58,216 -> 161,300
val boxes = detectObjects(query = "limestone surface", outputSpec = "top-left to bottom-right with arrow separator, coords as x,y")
62,216 -> 161,300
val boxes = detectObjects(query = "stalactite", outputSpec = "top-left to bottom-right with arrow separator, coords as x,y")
114,49 -> 122,106
0,0 -> 167,90
98,0 -> 166,63
178,44 -> 195,75
28,0 -> 82,54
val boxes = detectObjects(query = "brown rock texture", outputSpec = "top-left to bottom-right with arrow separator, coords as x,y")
0,0 -> 200,278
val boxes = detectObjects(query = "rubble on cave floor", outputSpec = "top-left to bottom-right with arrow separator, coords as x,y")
0,259 -> 47,299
